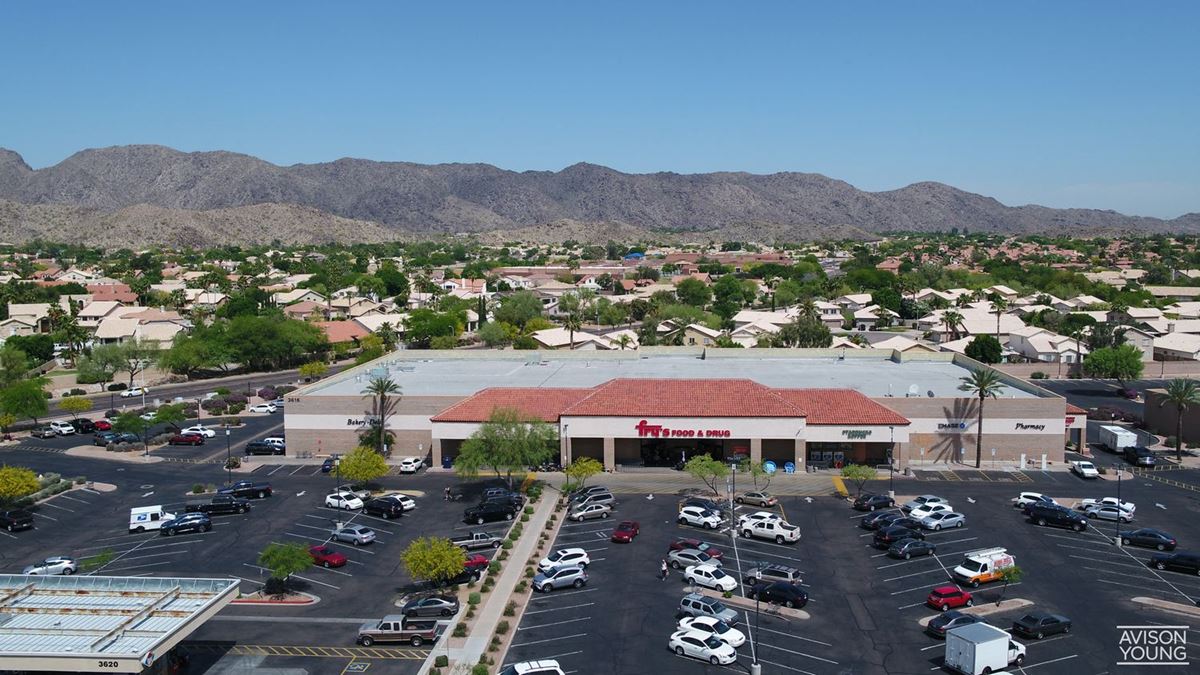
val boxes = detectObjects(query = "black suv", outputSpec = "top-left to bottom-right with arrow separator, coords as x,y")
874,526 -> 924,549
747,581 -> 808,608
70,418 -> 96,434
1027,503 -> 1088,532
464,502 -> 516,525
1124,446 -> 1156,467
681,497 -> 725,516
481,492 -> 525,509
0,509 -> 34,532
853,494 -> 894,511
245,441 -> 284,456
1150,551 -> 1200,575
861,511 -> 902,530
364,498 -> 404,519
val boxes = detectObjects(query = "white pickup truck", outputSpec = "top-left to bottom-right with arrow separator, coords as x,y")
1078,497 -> 1135,514
739,518 -> 800,544
1069,460 -> 1099,479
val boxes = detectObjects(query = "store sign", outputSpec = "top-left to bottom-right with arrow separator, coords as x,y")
841,430 -> 871,439
634,420 -> 732,439
938,422 -> 968,431
1065,416 -> 1076,426
346,418 -> 367,427
1015,422 -> 1046,431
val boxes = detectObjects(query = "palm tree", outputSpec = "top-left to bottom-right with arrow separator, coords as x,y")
799,299 -> 819,322
1160,379 -> 1200,462
942,310 -> 965,342
613,334 -> 634,351
361,376 -> 402,455
958,369 -> 1006,468
991,296 -> 1009,341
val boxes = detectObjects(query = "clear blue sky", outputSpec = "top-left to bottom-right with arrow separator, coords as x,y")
2,1 -> 1197,218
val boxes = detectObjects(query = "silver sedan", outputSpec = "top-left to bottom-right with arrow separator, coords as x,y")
331,524 -> 376,545
919,511 -> 965,531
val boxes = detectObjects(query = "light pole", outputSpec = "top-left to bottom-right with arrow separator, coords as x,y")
225,429 -> 231,485
1114,464 -> 1123,547
888,426 -> 895,500
750,569 -> 762,675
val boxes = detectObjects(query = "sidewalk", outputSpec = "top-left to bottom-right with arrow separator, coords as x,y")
501,469 -> 840,496
419,491 -> 557,673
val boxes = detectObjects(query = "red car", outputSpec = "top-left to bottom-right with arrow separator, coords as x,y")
167,434 -> 205,446
611,520 -> 640,543
93,420 -> 112,431
464,553 -> 489,571
309,545 -> 347,568
926,586 -> 973,611
668,538 -> 724,560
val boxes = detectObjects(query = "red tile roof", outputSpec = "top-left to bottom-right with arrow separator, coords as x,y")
314,320 -> 369,344
773,389 -> 910,426
431,388 -> 593,423
1066,403 -> 1086,415
563,379 -> 804,418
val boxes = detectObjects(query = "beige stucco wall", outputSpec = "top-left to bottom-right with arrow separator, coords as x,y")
1144,388 -> 1200,444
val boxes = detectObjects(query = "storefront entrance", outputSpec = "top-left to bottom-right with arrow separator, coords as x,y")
638,438 -> 751,467
808,441 -> 894,468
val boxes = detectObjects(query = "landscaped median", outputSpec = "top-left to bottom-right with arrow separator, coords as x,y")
915,598 -> 1033,627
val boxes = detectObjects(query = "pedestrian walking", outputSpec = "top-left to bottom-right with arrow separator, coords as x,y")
444,486 -> 451,501
660,559 -> 668,581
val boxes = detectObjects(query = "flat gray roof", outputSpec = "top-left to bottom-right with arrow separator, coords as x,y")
302,349 -> 1038,399
0,575 -> 238,672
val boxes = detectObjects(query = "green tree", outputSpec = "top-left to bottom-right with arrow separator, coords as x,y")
355,334 -> 385,365
298,361 -> 328,380
0,346 -> 29,386
337,445 -> 390,483
840,463 -> 877,497
401,536 -> 468,587
958,368 -> 1007,468
558,290 -> 596,349
774,318 -> 832,348
58,395 -> 93,420
361,376 -> 402,454
989,296 -> 1009,340
746,460 -> 774,492
564,457 -> 603,490
1160,378 -> 1200,462
455,407 -> 558,488
675,277 -> 712,307
493,291 -> 544,328
996,564 -> 1024,605
941,310 -> 965,341
117,339 -> 154,387
152,403 -> 188,431
3,334 -> 54,363
405,309 -> 462,348
477,321 -> 515,348
1083,344 -> 1145,389
0,413 -> 15,437
0,466 -> 40,505
257,542 -> 313,592
376,322 -> 400,350
683,455 -> 729,497
964,335 -> 1003,364
0,378 -> 49,425
112,412 -> 150,454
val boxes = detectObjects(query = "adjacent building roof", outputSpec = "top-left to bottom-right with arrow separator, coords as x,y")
564,379 -> 804,418
773,389 -> 911,425
431,388 -> 595,423
315,320 -> 370,344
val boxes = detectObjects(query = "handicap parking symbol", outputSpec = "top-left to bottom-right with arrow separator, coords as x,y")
345,663 -> 369,673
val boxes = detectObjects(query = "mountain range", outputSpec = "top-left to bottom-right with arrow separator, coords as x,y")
0,145 -> 1196,246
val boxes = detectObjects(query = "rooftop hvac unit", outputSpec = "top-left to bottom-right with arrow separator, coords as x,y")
907,384 -> 920,398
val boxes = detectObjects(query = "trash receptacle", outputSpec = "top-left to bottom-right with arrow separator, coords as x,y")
442,455 -> 453,469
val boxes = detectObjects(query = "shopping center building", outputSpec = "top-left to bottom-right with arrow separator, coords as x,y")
284,348 -> 1084,471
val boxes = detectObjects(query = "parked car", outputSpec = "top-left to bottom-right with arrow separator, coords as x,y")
401,594 -> 459,617
669,539 -> 724,560
482,488 -> 525,506
925,610 -> 985,638
1125,446 -> 1156,467
685,564 -> 738,592
363,498 -> 405,519
1150,551 -> 1200,575
680,497 -> 725,517
1069,460 -> 1099,479
570,491 -> 614,507
677,616 -> 746,648
741,563 -> 801,586
1011,612 -> 1072,639
0,509 -> 34,532
464,502 -> 517,525
245,441 -> 283,456
325,492 -> 364,510
181,425 -> 216,438
610,520 -> 639,543
746,581 -> 808,608
120,386 -> 149,398
926,586 -> 973,611
159,513 -> 212,536
1012,492 -> 1056,509
185,495 -> 250,515
919,511 -> 965,531
498,660 -> 565,675
356,615 -> 440,647
1085,504 -> 1135,523
218,481 -> 272,499
736,491 -> 778,507
568,503 -> 612,522
570,485 -> 610,498
538,548 -> 590,572
261,437 -> 286,448
309,545 -> 347,568
853,493 -> 895,511
70,418 -> 96,434
874,526 -> 924,549
669,549 -> 722,570
92,431 -> 118,446
1121,528 -> 1177,551
168,433 -> 205,446
378,493 -> 416,511
248,403 -> 277,414
740,517 -> 801,544
22,556 -> 77,575
1027,503 -> 1088,531
464,553 -> 490,571
902,495 -> 948,513
398,457 -> 424,473
331,524 -> 376,546
861,511 -> 903,530
92,419 -> 112,431
48,421 -> 75,436
678,593 -> 739,624
30,426 -> 57,439
737,510 -> 783,528
668,629 -> 737,665
111,432 -> 139,444
908,503 -> 954,520
889,538 -> 937,560
533,564 -> 588,592
1078,497 -> 1136,514
678,506 -> 721,529
336,483 -> 372,500
321,458 -> 336,473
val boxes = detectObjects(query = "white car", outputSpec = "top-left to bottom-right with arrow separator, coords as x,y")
380,494 -> 416,511
120,387 -> 148,398
1079,497 -> 1135,514
1012,492 -> 1056,509
262,437 -> 286,448
668,629 -> 738,665
908,503 -> 954,520
1070,461 -> 1099,479
920,511 -> 965,530
678,506 -> 722,530
48,421 -> 75,436
677,616 -> 746,648
538,548 -> 590,572
23,556 -> 78,575
181,425 -> 217,439
398,457 -> 424,473
325,492 -> 364,510
737,510 -> 783,528
902,495 -> 948,513
248,403 -> 277,414
685,564 -> 738,592
1085,504 -> 1135,523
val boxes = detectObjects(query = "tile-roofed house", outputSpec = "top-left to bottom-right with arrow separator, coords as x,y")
1008,326 -> 1087,363
94,318 -> 140,343
315,320 -> 370,345
869,335 -> 939,353
563,379 -> 804,418
273,289 -> 326,306
531,327 -> 611,350
354,313 -> 409,334
76,300 -> 127,328
283,300 -> 327,321
773,389 -> 910,426
1154,333 -> 1200,361
430,388 -> 594,423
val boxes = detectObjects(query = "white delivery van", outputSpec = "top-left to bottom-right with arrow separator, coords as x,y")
130,505 -> 175,533
951,547 -> 1015,588
945,622 -> 1026,675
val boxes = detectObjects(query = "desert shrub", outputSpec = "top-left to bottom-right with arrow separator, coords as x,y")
1030,371 -> 1046,379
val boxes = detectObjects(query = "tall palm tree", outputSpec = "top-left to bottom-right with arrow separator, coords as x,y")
990,296 -> 1009,341
958,369 -> 1006,468
613,334 -> 634,351
1160,379 -> 1200,462
799,299 -> 819,322
361,376 -> 402,455
942,310 -> 965,342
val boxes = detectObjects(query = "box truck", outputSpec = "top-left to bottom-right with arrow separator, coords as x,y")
129,505 -> 175,533
944,622 -> 1026,675
951,547 -> 1015,588
1098,425 -> 1138,453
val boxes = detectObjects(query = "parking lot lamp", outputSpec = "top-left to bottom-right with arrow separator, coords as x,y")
1114,464 -> 1122,547
751,569 -> 762,675
888,426 -> 895,500
225,429 -> 231,485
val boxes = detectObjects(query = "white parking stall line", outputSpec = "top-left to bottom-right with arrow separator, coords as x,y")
530,588 -> 596,601
313,565 -> 354,578
1019,654 -> 1079,671
900,601 -> 929,610
919,643 -> 942,652
736,549 -> 806,568
288,465 -> 307,476
924,528 -> 971,537
243,563 -> 340,590
1018,634 -> 1073,647
80,488 -> 101,495
92,532 -> 158,544
31,512 -> 58,522
554,528 -> 612,539
883,567 -> 953,583
75,539 -> 199,554
737,655 -> 816,675
0,531 -> 16,540
581,546 -> 609,554
877,557 -> 942,570
760,642 -> 839,665
309,466 -> 324,476
1093,568 -> 1200,592
1094,578 -> 1181,595
41,502 -> 74,512
753,627 -> 833,647
267,465 -> 287,476
892,582 -> 944,596
518,617 -> 591,631
101,550 -> 190,564
1054,542 -> 1133,558
1039,531 -> 1110,545
56,494 -> 89,504
524,602 -> 595,616
503,651 -> 583,670
1073,556 -> 1152,572
509,633 -> 588,648
103,560 -> 174,573
295,522 -> 336,533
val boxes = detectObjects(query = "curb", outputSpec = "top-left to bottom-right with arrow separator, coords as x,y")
232,591 -> 320,606
917,598 -> 1033,627
1132,596 -> 1200,618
